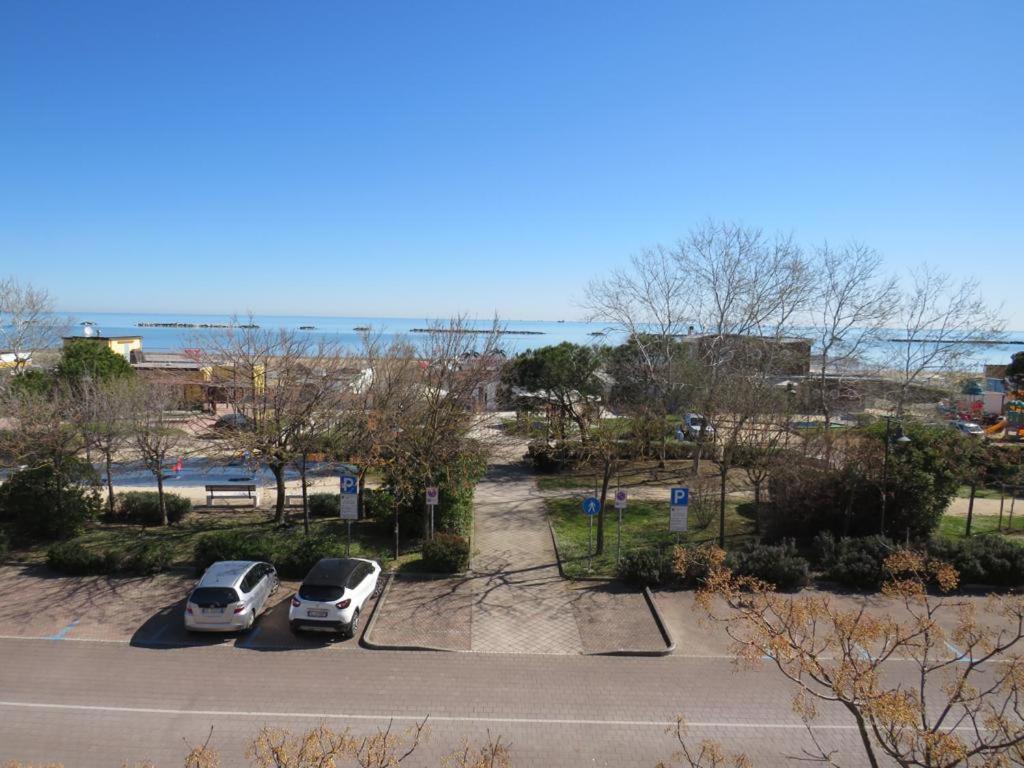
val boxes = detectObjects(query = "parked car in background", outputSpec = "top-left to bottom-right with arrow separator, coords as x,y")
682,412 -> 715,441
951,420 -> 985,437
289,557 -> 381,638
184,561 -> 279,632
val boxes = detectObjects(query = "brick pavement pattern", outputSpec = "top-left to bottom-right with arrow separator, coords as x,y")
369,453 -> 669,654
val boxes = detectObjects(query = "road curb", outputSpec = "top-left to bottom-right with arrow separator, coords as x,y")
360,573 -> 456,653
580,587 -> 676,657
545,514 -> 606,583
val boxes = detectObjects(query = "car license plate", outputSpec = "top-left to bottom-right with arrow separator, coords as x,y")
202,607 -> 224,615
307,609 -> 328,618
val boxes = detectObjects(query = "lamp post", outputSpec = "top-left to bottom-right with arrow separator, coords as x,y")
879,416 -> 911,536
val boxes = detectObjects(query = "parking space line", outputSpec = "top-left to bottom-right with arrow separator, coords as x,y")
46,620 -> 80,641
0,634 -> 127,645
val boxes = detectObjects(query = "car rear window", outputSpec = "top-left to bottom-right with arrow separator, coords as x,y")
299,584 -> 345,602
190,587 -> 240,607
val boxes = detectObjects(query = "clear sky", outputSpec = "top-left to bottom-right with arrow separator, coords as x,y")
2,2 -> 1021,324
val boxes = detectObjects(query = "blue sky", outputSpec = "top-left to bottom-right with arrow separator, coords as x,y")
2,1 -> 1022,324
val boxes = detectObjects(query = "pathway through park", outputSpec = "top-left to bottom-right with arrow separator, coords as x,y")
470,460 -> 584,654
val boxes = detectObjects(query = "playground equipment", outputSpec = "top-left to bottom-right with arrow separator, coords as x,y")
985,417 -> 1008,435
1007,400 -> 1024,441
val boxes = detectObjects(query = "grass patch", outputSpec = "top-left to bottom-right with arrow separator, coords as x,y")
937,512 -> 1024,541
546,495 -> 757,578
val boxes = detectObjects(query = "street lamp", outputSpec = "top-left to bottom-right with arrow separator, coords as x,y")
879,416 -> 911,536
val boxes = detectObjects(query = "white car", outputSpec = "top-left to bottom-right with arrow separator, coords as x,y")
683,412 -> 715,441
185,560 -> 279,632
289,557 -> 381,638
951,420 -> 985,437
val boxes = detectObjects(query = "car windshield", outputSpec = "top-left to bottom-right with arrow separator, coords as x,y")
299,584 -> 345,602
189,587 -> 240,607
691,417 -> 705,427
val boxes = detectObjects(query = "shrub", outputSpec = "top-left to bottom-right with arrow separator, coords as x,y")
193,530 -> 279,574
275,533 -> 345,579
928,536 -> 1024,587
662,441 -> 697,460
307,493 -> 341,519
0,528 -> 8,559
672,543 -> 726,588
46,539 -> 172,575
363,488 -> 394,520
526,440 -> 582,473
726,540 -> 809,591
618,548 -> 671,588
827,536 -> 895,590
0,461 -> 100,542
811,530 -> 838,568
422,533 -> 470,573
115,491 -> 191,526
192,529 -> 348,579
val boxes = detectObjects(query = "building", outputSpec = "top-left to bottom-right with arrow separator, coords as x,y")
62,329 -> 142,360
678,333 -> 812,377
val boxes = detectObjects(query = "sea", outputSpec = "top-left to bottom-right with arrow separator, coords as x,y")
60,311 -> 1024,368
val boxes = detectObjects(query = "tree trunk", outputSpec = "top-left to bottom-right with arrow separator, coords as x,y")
753,480 -> 761,534
271,463 -> 287,524
104,451 -> 116,518
719,465 -> 728,548
300,452 -> 310,536
596,460 -> 612,555
156,469 -> 167,526
965,480 -> 977,537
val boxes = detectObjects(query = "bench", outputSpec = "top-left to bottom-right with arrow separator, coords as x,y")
205,484 -> 260,508
285,494 -> 306,509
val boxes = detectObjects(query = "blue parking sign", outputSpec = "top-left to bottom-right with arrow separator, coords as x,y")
340,475 -> 358,494
671,487 -> 689,506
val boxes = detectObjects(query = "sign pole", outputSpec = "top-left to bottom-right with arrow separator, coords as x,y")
588,514 -> 593,572
346,520 -> 352,556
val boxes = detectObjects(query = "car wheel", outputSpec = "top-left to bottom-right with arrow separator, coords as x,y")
346,608 -> 360,639
372,578 -> 383,598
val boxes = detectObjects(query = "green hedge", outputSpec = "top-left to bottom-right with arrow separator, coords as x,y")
193,529 -> 349,579
422,533 -> 470,573
928,536 -> 1024,587
617,548 -> 673,588
47,539 -> 172,576
825,536 -> 895,590
307,493 -> 341,518
726,540 -> 809,591
0,528 -> 9,559
0,461 -> 100,543
115,492 -> 191,525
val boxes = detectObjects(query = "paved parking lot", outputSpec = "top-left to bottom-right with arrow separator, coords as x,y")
0,565 -> 377,652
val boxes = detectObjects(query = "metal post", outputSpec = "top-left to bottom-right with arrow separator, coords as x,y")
880,418 -> 892,535
430,505 -> 434,538
617,508 -> 622,564
588,515 -> 593,572
346,520 -> 352,556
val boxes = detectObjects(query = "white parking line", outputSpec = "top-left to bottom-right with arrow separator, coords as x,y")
0,700 -> 858,730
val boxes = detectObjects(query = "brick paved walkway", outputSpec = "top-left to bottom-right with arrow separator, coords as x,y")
368,454 -> 668,654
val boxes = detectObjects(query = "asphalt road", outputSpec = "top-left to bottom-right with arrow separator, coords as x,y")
0,633 -> 883,768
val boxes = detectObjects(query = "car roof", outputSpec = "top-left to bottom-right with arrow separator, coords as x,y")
303,557 -> 373,586
198,560 -> 261,588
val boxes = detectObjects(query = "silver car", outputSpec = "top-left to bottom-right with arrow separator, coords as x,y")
185,560 -> 280,632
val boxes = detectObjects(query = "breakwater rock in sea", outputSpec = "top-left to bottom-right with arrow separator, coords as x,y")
409,328 -> 545,335
136,322 -> 260,329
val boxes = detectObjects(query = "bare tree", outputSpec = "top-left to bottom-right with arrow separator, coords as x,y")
77,376 -> 141,518
690,549 -> 1024,768
809,243 -> 899,437
358,318 -> 503,553
585,247 -> 692,463
200,321 -> 350,525
130,383 -> 189,526
889,267 -> 1004,415
0,276 -> 67,373
670,222 -> 813,544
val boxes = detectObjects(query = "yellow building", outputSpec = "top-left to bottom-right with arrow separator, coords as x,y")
62,332 -> 143,361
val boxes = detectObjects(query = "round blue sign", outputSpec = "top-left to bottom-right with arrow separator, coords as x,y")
582,496 -> 601,516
